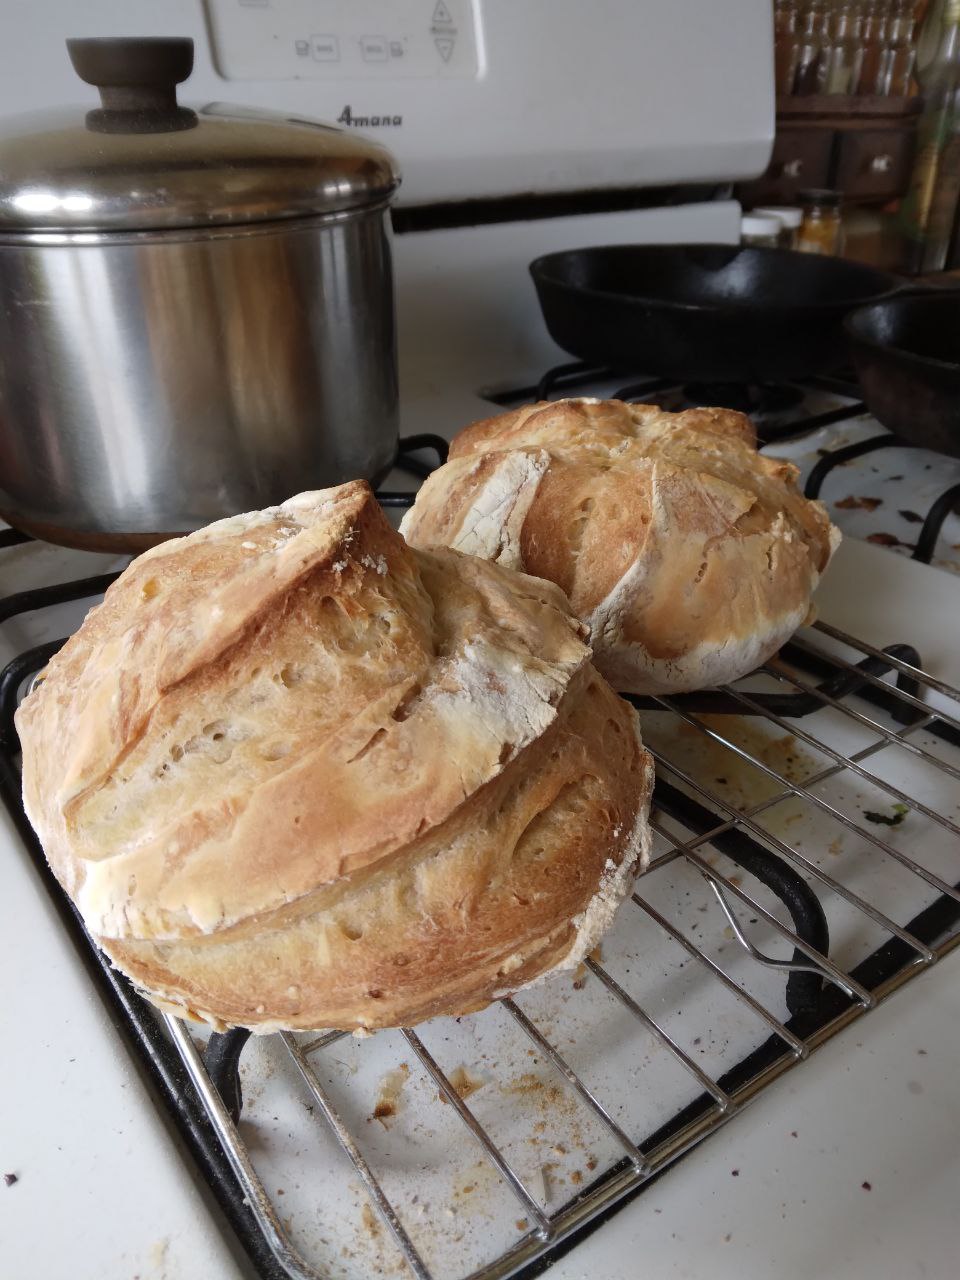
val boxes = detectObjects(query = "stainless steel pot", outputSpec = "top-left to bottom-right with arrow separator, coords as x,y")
0,37 -> 401,550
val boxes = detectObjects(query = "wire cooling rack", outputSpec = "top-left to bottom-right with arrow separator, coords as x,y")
1,529 -> 959,1280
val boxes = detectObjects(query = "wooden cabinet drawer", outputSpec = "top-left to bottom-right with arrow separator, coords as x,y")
834,126 -> 915,200
740,126 -> 834,205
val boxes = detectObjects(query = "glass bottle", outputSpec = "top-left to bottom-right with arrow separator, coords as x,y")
819,0 -> 866,94
855,0 -> 890,95
917,0 -> 947,86
797,189 -> 845,253
794,0 -> 831,93
775,0 -> 801,94
898,0 -> 960,271
876,0 -> 918,95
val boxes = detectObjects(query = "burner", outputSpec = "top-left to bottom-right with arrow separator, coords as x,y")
682,382 -> 805,417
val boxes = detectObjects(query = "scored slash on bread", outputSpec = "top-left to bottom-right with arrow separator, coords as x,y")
16,480 -> 653,1032
400,398 -> 841,694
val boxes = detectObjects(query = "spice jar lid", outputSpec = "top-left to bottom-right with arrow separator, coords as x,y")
753,205 -> 804,229
741,213 -> 783,239
0,37 -> 400,233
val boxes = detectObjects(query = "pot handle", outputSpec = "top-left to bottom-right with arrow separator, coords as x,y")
66,37 -> 197,133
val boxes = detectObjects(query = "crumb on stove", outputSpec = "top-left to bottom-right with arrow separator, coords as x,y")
360,1203 -> 381,1238
790,1131 -> 798,1138
516,1218 -> 529,1232
862,1180 -> 872,1191
372,1063 -> 410,1125
731,1169 -> 740,1177
443,1064 -> 485,1102
3,1173 -> 17,1187
835,495 -> 882,511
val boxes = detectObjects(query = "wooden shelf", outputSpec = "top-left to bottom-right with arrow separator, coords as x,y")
776,94 -> 922,119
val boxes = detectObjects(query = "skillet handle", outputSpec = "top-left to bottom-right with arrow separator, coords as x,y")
889,277 -> 960,298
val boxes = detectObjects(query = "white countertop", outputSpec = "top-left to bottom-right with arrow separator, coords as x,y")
2,535 -> 959,1280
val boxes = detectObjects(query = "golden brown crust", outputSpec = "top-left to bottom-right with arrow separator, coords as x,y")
16,480 -> 653,1032
401,399 -> 840,694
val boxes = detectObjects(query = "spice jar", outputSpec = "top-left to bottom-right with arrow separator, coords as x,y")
797,189 -> 845,255
740,212 -> 783,248
753,205 -> 804,248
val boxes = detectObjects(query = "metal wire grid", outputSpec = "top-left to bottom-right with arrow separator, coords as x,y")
136,619 -> 960,1280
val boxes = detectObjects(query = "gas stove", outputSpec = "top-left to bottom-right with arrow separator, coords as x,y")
1,2 -> 959,1273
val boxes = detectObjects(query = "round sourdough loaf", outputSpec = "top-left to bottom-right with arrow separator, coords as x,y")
16,480 -> 653,1032
400,399 -> 840,694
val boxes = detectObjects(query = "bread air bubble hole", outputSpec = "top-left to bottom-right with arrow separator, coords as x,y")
367,988 -> 384,1000
579,497 -> 595,513
339,920 -> 363,941
169,744 -> 184,762
140,578 -> 160,602
261,741 -> 292,761
694,559 -> 708,584
391,682 -> 422,723
347,727 -> 388,764
277,663 -> 304,688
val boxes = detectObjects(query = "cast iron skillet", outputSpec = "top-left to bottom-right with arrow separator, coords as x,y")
845,293 -> 960,459
530,243 -> 902,383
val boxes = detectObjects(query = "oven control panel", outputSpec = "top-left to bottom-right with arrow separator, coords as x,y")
205,0 -> 481,80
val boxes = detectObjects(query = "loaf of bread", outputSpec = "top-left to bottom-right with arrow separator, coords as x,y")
400,399 -> 840,694
16,480 -> 653,1032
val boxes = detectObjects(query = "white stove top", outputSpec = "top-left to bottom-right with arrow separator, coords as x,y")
2,204 -> 960,1280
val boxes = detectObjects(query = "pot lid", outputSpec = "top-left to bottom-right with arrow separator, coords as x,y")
0,37 -> 400,232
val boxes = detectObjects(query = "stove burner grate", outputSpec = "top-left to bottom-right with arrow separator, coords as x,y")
804,434 -> 960,566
